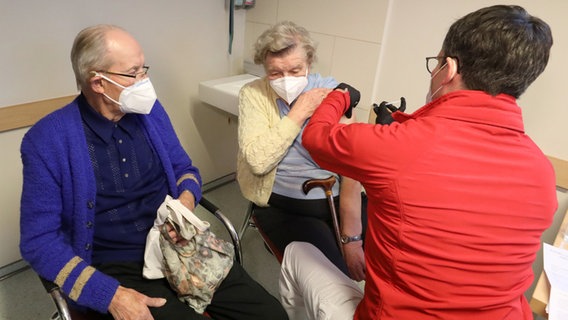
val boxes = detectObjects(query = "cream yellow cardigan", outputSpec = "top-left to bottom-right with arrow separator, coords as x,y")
237,78 -> 302,206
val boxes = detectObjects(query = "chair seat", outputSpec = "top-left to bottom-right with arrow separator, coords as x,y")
251,214 -> 284,263
70,309 -> 99,320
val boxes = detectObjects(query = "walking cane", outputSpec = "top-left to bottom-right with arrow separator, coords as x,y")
302,176 -> 344,256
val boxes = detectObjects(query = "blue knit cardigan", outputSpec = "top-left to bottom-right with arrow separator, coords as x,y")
19,95 -> 202,313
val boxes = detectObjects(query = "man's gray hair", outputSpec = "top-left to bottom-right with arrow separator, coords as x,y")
70,24 -> 125,90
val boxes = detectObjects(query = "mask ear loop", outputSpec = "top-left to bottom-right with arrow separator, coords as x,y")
427,61 -> 448,102
89,71 -> 107,93
93,72 -> 127,89
90,71 -> 124,106
430,62 -> 447,80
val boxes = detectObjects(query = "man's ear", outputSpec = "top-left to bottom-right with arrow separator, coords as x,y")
89,72 -> 105,93
442,57 -> 459,84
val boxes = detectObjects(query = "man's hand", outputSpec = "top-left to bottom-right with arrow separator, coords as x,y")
343,242 -> 366,281
334,83 -> 360,118
373,97 -> 406,124
109,286 -> 166,320
178,190 -> 196,211
164,222 -> 189,246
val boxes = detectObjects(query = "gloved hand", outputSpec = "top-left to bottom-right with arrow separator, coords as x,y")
373,97 -> 406,124
334,83 -> 360,118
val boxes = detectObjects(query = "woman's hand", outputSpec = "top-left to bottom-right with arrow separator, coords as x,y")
343,242 -> 366,281
287,87 -> 332,126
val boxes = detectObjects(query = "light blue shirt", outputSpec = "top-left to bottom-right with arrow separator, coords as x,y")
272,73 -> 340,199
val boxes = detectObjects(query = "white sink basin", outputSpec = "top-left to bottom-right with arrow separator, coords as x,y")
199,74 -> 260,116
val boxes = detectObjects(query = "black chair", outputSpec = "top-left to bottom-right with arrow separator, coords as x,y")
40,197 -> 242,320
238,176 -> 342,263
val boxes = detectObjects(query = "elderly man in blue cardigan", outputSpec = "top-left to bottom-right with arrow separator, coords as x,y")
19,24 -> 286,320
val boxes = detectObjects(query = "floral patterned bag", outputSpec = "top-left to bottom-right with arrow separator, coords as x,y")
158,199 -> 234,314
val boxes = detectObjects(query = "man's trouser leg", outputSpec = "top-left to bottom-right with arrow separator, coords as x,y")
279,242 -> 363,320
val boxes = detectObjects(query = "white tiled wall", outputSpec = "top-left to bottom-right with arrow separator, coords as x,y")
245,0 -> 389,122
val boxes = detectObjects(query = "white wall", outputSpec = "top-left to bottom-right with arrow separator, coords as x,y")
376,0 -> 568,161
244,0 -> 390,123
0,0 -> 247,267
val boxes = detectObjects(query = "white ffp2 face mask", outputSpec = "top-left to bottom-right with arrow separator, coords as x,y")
269,71 -> 308,104
98,74 -> 157,114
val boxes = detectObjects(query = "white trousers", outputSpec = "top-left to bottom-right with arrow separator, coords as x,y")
279,242 -> 364,320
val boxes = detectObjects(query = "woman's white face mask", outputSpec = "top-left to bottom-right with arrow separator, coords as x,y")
96,73 -> 157,114
269,69 -> 308,104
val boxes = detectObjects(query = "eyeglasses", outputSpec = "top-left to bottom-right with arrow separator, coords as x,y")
425,56 -> 446,74
102,66 -> 150,80
426,56 -> 459,74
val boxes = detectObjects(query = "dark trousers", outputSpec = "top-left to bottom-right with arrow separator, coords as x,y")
253,192 -> 367,276
85,261 -> 287,320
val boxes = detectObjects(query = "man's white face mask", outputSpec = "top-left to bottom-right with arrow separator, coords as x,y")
269,69 -> 309,104
96,73 -> 157,114
426,62 -> 448,104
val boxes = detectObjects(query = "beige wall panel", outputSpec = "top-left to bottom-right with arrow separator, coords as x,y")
244,22 -> 272,63
0,129 -> 26,265
309,33 -> 335,76
331,38 -> 381,112
245,0 -> 279,24
276,0 -> 388,43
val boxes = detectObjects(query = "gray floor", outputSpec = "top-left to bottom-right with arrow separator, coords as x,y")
0,180 -> 281,320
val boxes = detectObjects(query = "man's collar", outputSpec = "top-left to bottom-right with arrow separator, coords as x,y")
79,94 -> 137,143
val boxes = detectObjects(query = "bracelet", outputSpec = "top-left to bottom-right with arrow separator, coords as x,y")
340,234 -> 362,244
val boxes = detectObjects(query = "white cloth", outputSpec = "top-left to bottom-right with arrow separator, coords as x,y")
142,195 -> 210,279
279,242 -> 364,320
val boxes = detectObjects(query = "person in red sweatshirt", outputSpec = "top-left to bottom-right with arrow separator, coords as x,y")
280,5 -> 557,320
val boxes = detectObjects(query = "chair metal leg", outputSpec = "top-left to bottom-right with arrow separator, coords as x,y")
238,202 -> 256,239
39,276 -> 72,320
251,214 -> 284,263
199,197 -> 243,265
50,289 -> 72,320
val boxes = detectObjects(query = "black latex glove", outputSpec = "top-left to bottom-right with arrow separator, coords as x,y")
334,83 -> 360,118
373,97 -> 406,124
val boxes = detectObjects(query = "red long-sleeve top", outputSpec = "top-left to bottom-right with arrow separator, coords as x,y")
303,90 -> 557,320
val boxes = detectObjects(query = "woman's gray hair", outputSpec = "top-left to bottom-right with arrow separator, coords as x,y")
253,21 -> 317,66
70,24 -> 124,90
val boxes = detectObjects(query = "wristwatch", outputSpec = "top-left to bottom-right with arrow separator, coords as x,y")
340,234 -> 362,244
